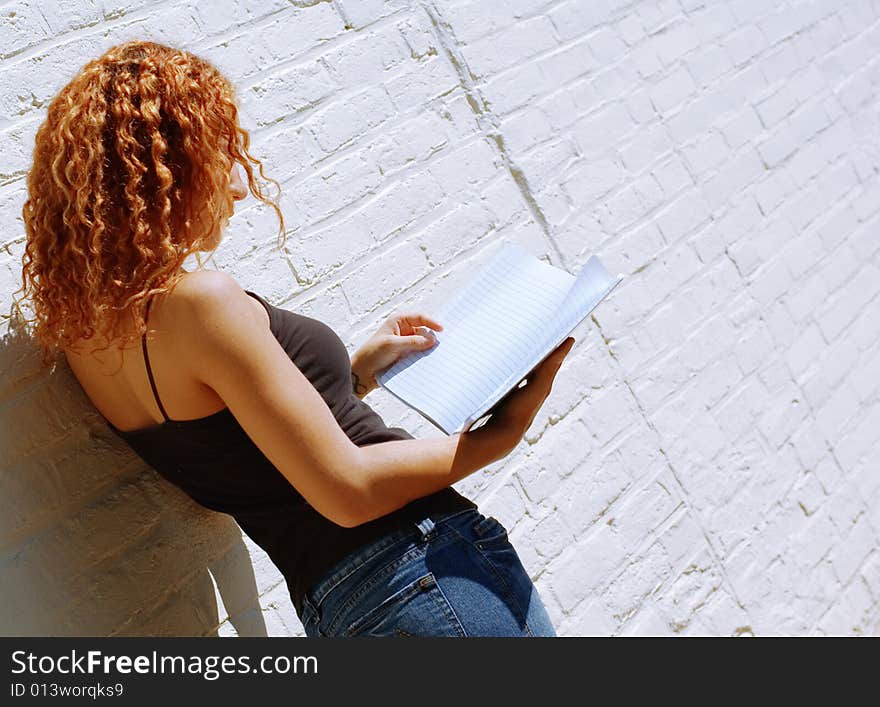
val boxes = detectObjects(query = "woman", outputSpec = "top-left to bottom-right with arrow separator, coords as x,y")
16,40 -> 574,637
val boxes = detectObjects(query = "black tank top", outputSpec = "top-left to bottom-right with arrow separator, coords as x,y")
108,290 -> 476,616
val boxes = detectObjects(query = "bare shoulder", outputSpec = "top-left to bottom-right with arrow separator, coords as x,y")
163,270 -> 269,361
167,270 -> 262,324
170,269 -> 243,306
155,269 -> 366,527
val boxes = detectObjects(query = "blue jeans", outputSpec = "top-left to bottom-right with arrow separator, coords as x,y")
300,507 -> 556,637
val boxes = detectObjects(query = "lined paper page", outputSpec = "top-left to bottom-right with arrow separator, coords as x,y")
462,255 -> 623,431
377,241 -> 573,434
554,255 -> 623,340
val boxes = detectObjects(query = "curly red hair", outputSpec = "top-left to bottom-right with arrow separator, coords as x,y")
16,40 -> 285,365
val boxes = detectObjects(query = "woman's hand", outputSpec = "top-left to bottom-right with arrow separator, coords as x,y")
350,312 -> 443,399
481,337 -> 575,453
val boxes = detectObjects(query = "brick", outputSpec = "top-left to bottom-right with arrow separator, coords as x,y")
646,159 -> 689,200
359,170 -> 445,243
818,207 -> 859,255
483,61 -> 544,115
415,201 -> 494,266
783,272 -> 829,323
335,0 -> 409,30
654,548 -> 722,630
682,131 -> 730,177
836,404 -> 880,474
385,55 -> 459,112
371,114 -> 447,176
260,4 -> 344,61
650,67 -> 697,114
292,151 -> 382,222
655,190 -> 711,243
322,26 -> 411,89
537,38 -> 596,88
617,602 -> 671,635
785,324 -> 825,378
689,43 -> 735,89
309,87 -> 397,153
396,11 -> 437,60
547,523 -> 627,613
662,88 -> 718,145
753,171 -> 791,216
244,61 -> 336,128
555,452 -> 631,536
693,3 -> 737,43
747,257 -> 792,309
460,15 -> 558,78
630,44 -> 663,80
499,105 -> 555,154
718,106 -> 762,152
604,542 -> 673,622
789,100 -> 831,145
536,89 -> 581,133
817,265 -> 880,341
620,122 -> 674,173
714,378 -> 766,438
548,0 -> 616,42
655,22 -> 701,67
193,0 -> 288,37
562,157 -> 625,206
572,102 -> 637,158
700,149 -> 764,211
603,220 -> 665,274
598,174 -> 664,233
829,516 -> 875,584
254,125 -> 321,182
0,2 -> 51,60
341,239 -> 429,315
725,23 -> 769,67
427,138 -> 501,196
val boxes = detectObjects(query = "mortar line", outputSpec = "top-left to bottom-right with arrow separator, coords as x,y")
590,313 -> 754,624
420,0 -> 568,271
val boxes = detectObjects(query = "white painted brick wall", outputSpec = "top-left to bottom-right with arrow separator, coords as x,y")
1,0 -> 878,637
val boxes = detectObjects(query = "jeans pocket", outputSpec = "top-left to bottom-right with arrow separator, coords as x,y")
471,514 -> 510,551
342,571 -> 466,638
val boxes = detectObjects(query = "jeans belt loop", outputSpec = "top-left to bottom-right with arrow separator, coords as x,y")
415,517 -> 436,541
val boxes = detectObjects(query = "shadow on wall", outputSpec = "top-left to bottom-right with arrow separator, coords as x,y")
0,311 -> 266,637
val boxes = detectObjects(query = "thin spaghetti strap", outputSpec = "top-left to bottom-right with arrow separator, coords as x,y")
142,296 -> 171,423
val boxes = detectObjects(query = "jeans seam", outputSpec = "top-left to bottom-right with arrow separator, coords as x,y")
309,508 -> 478,613
449,523 -> 532,635
324,529 -> 459,637
310,529 -> 416,612
431,576 -> 468,637
301,599 -> 322,638
344,571 -> 434,637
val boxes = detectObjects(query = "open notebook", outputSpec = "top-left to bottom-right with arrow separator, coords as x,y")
375,240 -> 624,435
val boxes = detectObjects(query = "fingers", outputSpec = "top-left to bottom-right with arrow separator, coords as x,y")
544,337 -> 575,370
537,337 -> 574,387
516,337 -> 574,385
490,338 -> 575,427
393,333 -> 437,351
395,312 -> 444,332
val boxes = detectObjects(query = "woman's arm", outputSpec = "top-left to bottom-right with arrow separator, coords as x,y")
174,271 -> 574,527
348,336 -> 575,524
349,353 -> 376,399
350,422 -> 509,524
171,271 -> 509,528
349,314 -> 442,400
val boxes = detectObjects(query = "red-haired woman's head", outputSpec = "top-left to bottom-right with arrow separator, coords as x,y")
18,39 -> 285,364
